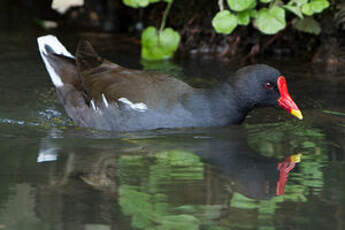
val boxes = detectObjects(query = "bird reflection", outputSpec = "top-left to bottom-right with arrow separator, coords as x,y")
188,128 -> 302,200
33,127 -> 302,230
36,128 -> 301,201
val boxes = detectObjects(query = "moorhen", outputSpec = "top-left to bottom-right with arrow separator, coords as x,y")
37,35 -> 303,131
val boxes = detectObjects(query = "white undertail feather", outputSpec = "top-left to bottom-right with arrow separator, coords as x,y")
37,35 -> 74,87
118,97 -> 148,112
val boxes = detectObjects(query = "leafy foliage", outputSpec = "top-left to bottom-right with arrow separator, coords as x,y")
123,0 -> 171,8
119,185 -> 201,230
246,121 -> 325,157
212,0 -> 330,35
212,10 -> 238,34
227,0 -> 256,12
123,0 -> 150,8
256,6 -> 286,34
237,11 -> 251,25
141,27 -> 180,60
118,150 -> 204,230
293,17 -> 322,34
122,0 -> 331,59
284,6 -> 302,18
302,0 -> 330,16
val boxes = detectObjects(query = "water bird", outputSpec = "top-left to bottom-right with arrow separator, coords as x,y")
37,35 -> 303,131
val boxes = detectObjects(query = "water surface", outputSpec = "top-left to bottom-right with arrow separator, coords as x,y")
0,31 -> 344,230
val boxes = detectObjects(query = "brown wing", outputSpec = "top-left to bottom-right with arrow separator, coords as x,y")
76,40 -> 192,108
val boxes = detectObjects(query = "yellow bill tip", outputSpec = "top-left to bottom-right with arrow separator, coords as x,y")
290,153 -> 302,163
291,109 -> 303,120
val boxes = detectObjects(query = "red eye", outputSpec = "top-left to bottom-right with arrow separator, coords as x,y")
265,82 -> 273,89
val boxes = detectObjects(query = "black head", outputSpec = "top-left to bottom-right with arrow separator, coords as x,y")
228,64 -> 303,119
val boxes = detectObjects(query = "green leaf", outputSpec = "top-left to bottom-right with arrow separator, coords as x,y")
141,27 -> 180,60
249,9 -> 258,18
256,6 -> 286,34
227,0 -> 256,12
212,10 -> 238,34
159,28 -> 181,52
248,0 -> 257,9
294,17 -> 321,34
283,4 -> 304,18
294,0 -> 308,6
293,0 -> 308,6
260,0 -> 273,3
142,26 -> 158,48
302,0 -> 330,16
237,11 -> 251,25
123,0 -> 150,8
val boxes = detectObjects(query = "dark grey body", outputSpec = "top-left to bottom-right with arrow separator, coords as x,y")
38,35 -> 283,131
58,84 -> 243,131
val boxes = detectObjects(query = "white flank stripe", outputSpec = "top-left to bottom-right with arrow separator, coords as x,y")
118,97 -> 148,112
90,99 -> 97,111
37,35 -> 74,87
102,94 -> 109,107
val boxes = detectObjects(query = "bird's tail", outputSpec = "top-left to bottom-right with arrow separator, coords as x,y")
37,35 -> 91,127
37,35 -> 78,87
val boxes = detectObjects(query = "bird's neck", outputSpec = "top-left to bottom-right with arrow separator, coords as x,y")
208,82 -> 255,124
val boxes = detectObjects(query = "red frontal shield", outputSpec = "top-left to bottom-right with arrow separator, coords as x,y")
277,76 -> 303,120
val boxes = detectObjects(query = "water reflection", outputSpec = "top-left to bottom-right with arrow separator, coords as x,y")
21,127 -> 302,230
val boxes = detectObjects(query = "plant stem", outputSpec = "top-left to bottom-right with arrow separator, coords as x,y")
159,0 -> 174,35
218,0 -> 224,11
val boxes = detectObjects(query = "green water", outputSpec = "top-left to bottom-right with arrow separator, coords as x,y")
0,31 -> 344,230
